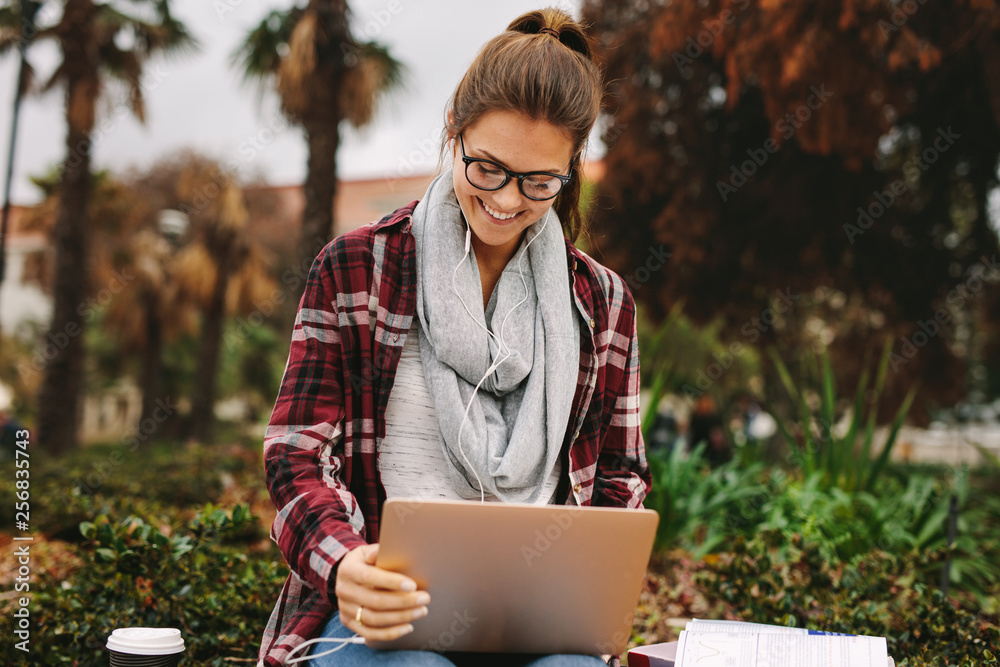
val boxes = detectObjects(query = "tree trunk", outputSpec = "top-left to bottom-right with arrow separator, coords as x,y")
190,253 -> 231,444
298,118 -> 341,266
37,0 -> 97,454
139,298 -> 162,429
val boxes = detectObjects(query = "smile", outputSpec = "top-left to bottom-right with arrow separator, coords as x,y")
479,198 -> 522,222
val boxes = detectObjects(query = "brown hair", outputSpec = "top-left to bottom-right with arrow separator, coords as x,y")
445,8 -> 602,242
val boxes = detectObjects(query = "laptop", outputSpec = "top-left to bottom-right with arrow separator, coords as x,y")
371,497 -> 659,655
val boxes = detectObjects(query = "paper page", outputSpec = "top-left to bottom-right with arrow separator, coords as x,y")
686,619 -> 854,637
675,631 -> 890,667
757,633 -> 889,667
686,620 -> 809,635
675,631 -> 760,667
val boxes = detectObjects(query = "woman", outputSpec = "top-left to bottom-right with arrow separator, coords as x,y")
258,8 -> 650,667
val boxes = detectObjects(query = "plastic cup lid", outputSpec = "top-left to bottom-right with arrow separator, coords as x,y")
107,628 -> 185,655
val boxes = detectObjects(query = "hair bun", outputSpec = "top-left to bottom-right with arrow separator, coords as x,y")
507,8 -> 594,61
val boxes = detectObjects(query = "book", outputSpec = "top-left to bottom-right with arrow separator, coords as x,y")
626,640 -> 678,667
629,620 -> 895,667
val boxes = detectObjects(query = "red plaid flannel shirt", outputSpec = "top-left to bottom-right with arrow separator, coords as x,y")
258,203 -> 650,665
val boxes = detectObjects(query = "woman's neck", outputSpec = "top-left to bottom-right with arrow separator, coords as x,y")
471,232 -> 525,310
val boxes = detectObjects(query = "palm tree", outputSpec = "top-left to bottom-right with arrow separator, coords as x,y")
20,166 -> 194,439
102,226 -> 195,430
0,0 -> 194,453
165,155 -> 275,443
233,1 -> 404,266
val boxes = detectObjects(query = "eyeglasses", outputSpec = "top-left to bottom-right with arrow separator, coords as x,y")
459,134 -> 573,201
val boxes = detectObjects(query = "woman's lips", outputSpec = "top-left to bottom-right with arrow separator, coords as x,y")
478,197 -> 522,225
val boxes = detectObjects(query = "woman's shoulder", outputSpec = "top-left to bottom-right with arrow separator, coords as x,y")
564,240 -> 635,312
316,201 -> 419,264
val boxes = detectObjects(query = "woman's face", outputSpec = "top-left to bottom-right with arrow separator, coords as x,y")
451,110 -> 574,265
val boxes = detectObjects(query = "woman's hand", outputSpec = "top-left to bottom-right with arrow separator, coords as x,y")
335,543 -> 431,641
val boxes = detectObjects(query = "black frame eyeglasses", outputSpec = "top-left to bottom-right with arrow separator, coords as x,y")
459,134 -> 573,202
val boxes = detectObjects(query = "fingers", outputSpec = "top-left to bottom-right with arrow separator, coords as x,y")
336,578 -> 430,613
341,544 -> 418,593
339,588 -> 430,641
335,544 -> 430,641
341,601 -> 430,641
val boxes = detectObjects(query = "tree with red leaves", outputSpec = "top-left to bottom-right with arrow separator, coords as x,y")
582,0 -> 1000,413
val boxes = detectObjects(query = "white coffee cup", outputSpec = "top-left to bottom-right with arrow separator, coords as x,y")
106,627 -> 185,666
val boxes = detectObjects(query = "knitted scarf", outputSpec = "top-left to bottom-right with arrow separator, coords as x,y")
411,170 -> 579,503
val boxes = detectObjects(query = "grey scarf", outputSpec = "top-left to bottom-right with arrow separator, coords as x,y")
411,170 -> 579,503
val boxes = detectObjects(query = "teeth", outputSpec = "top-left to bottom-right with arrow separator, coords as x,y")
482,200 -> 518,221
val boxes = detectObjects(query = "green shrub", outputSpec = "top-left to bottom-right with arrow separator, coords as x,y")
0,440 -> 268,538
0,505 -> 286,666
769,341 -> 915,493
643,443 -> 1000,606
644,444 -> 773,556
694,531 -> 999,666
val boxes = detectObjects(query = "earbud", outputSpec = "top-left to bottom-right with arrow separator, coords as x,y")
450,206 -> 551,503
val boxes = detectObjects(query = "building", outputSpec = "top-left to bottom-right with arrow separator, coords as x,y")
0,205 -> 50,338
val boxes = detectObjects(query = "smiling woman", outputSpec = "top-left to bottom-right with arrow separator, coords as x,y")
452,111 -> 575,305
258,8 -> 650,667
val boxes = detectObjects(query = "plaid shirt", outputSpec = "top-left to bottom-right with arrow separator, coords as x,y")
259,203 -> 650,666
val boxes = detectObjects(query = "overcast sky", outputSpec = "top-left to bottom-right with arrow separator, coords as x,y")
0,0 -> 583,205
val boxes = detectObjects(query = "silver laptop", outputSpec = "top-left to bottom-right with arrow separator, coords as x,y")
371,498 -> 659,655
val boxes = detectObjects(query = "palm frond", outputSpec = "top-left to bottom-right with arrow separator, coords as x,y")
96,2 -> 197,56
148,0 -> 199,58
278,9 -> 319,117
39,58 -> 67,93
0,7 -> 21,55
231,8 -> 301,82
173,242 -> 218,309
97,41 -> 145,120
340,40 -> 406,128
226,244 -> 276,315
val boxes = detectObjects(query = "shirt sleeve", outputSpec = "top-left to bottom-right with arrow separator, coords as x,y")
593,281 -> 651,508
263,245 -> 369,605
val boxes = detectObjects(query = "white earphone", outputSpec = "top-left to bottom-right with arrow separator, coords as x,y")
451,199 -> 550,502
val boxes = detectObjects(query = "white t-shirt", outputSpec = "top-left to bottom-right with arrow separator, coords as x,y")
379,320 -> 561,504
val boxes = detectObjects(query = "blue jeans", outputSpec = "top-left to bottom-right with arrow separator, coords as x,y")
306,614 -> 608,667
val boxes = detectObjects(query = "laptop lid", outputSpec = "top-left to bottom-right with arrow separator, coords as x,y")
371,498 -> 659,655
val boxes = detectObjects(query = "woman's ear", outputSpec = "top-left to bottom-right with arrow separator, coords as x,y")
445,109 -> 459,147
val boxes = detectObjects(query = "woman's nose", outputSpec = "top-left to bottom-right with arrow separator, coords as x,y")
493,179 -> 523,210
